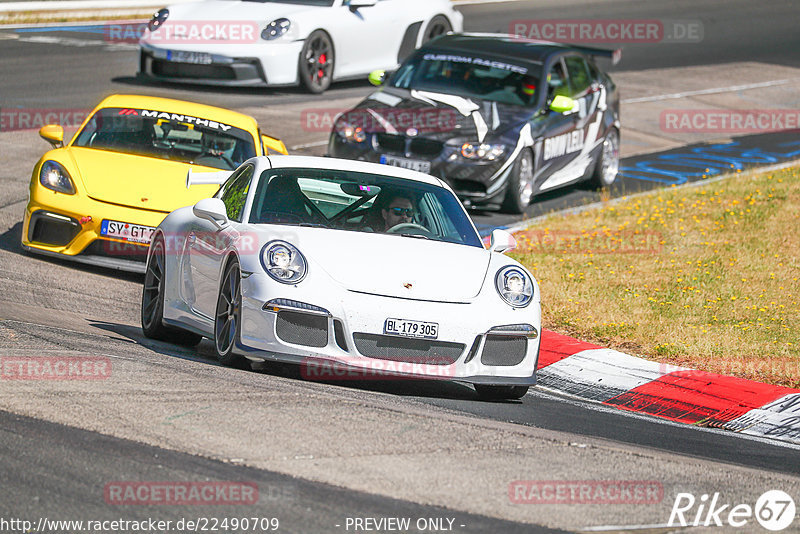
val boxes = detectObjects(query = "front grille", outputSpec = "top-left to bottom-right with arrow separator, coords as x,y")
449,178 -> 487,195
376,133 -> 405,154
29,212 -> 81,246
275,311 -> 328,347
353,333 -> 464,365
82,240 -> 148,263
152,59 -> 236,80
375,134 -> 444,158
480,335 -> 527,367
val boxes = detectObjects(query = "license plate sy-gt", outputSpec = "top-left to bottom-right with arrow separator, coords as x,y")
384,318 -> 439,340
100,220 -> 156,244
379,155 -> 431,174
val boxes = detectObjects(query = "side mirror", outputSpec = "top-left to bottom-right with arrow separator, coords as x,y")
349,0 -> 377,8
193,198 -> 229,229
39,124 -> 64,148
489,229 -> 517,253
261,134 -> 288,155
368,69 -> 386,87
549,95 -> 576,114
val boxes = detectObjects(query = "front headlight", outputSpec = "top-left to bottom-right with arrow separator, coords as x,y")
261,18 -> 291,40
39,161 -> 76,195
260,241 -> 307,284
148,8 -> 169,32
334,119 -> 367,143
495,265 -> 534,307
461,142 -> 506,161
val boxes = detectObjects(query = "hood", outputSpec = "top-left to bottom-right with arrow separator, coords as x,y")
282,227 -> 491,303
346,88 -> 535,143
66,147 -> 220,213
163,0 -> 313,21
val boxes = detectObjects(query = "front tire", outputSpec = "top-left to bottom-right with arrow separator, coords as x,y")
501,149 -> 535,214
422,15 -> 452,44
214,258 -> 248,368
475,385 -> 529,401
590,128 -> 619,189
299,30 -> 334,94
141,237 -> 202,347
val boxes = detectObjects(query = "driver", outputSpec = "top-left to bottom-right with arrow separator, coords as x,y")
381,193 -> 416,231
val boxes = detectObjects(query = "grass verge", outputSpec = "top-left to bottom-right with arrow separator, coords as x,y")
512,165 -> 800,388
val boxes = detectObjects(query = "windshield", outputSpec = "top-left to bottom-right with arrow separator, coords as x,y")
248,168 -> 483,248
73,107 -> 257,170
391,52 -> 540,107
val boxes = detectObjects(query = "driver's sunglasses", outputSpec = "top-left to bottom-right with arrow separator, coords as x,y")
389,207 -> 415,217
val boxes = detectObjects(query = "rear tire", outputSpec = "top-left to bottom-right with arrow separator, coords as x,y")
501,149 -> 534,214
141,237 -> 202,347
475,384 -> 529,401
589,128 -> 619,189
422,15 -> 452,44
214,258 -> 249,368
299,30 -> 334,94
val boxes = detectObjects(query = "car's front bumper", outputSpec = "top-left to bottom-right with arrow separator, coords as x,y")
236,272 -> 541,385
138,42 -> 304,87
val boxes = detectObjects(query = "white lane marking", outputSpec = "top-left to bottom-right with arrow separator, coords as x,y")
0,32 -> 20,39
579,523 -> 677,532
290,140 -> 328,151
622,78 -> 800,104
15,35 -> 136,50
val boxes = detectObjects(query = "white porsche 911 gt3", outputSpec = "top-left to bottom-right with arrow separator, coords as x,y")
141,156 -> 540,399
138,0 -> 463,93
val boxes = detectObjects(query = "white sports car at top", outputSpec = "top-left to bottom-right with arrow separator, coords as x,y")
141,156 -> 540,400
138,0 -> 463,93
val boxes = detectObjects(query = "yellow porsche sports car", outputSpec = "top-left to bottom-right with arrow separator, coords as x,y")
22,94 -> 287,272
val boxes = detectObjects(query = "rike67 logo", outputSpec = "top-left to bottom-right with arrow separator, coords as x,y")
669,490 -> 796,531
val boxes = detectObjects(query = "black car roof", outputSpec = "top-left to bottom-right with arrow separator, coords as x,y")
420,33 -> 609,68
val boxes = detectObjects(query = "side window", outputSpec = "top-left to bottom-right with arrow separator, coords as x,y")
564,56 -> 591,97
219,165 -> 254,222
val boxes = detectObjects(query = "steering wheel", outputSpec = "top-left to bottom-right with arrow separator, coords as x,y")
386,223 -> 432,237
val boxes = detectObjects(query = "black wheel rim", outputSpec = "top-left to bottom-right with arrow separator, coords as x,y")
425,19 -> 450,41
304,34 -> 332,90
142,242 -> 164,329
215,265 -> 240,355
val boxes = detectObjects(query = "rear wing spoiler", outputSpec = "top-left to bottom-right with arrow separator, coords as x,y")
575,46 -> 622,66
186,169 -> 233,188
261,132 -> 288,155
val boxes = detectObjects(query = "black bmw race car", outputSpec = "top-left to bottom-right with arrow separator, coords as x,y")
328,33 -> 621,213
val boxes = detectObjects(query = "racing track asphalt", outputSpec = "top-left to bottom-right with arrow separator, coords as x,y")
2,0 -> 800,531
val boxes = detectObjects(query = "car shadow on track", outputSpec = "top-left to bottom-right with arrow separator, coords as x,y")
87,318 -> 488,402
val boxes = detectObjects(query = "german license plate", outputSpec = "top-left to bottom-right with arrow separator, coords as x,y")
384,318 -> 439,340
100,220 -> 156,244
380,155 -> 431,173
166,50 -> 213,64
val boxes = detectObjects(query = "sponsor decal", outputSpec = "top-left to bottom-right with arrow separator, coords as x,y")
422,53 -> 528,75
117,109 -> 233,132
542,130 -> 585,160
